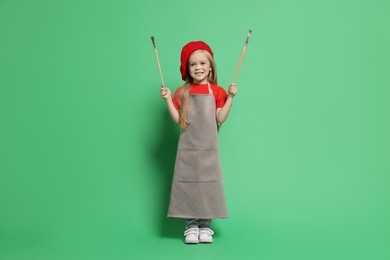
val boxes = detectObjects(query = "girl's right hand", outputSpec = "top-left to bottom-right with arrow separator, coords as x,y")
160,86 -> 171,100
228,83 -> 237,97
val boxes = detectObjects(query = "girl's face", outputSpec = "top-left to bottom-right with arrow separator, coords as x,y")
188,50 -> 212,84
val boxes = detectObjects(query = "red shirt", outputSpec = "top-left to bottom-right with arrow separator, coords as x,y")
172,83 -> 228,110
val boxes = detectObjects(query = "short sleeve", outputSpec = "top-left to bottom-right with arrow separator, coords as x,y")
216,86 -> 228,108
172,87 -> 182,110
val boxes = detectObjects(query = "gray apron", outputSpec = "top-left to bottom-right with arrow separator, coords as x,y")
167,84 -> 228,219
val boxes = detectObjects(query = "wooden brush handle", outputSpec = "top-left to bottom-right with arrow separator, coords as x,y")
154,48 -> 165,88
233,44 -> 248,83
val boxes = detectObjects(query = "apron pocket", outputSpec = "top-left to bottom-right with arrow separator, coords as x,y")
178,148 -> 219,182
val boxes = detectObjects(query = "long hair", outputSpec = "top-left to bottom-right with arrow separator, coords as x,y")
179,50 -> 217,129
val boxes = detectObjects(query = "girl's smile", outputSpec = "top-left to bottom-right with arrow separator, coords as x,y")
188,50 -> 211,84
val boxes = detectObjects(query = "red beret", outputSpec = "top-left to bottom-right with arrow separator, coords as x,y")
180,41 -> 214,81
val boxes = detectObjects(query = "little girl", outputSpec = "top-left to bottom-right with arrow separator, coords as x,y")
160,41 -> 237,244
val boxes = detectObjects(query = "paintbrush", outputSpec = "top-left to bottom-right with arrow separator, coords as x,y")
233,30 -> 252,83
150,36 -> 165,88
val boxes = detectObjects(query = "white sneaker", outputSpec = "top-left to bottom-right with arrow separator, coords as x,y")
199,228 -> 214,243
184,227 -> 199,244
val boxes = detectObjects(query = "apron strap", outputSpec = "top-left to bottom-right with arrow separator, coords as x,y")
207,82 -> 213,94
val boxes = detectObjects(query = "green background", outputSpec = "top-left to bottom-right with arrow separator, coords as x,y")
1,0 -> 389,259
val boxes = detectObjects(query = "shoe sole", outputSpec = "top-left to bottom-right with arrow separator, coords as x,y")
185,241 -> 199,244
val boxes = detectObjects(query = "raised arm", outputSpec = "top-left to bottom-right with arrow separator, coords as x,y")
216,83 -> 237,123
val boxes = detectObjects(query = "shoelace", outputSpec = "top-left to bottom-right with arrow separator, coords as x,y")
199,228 -> 214,235
184,228 -> 199,236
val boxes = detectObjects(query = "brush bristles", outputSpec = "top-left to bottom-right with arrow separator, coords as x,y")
151,36 -> 156,47
245,30 -> 252,44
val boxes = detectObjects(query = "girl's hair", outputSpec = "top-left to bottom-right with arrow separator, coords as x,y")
179,50 -> 217,129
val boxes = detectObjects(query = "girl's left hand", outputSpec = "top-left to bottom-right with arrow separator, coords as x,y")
228,83 -> 237,97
